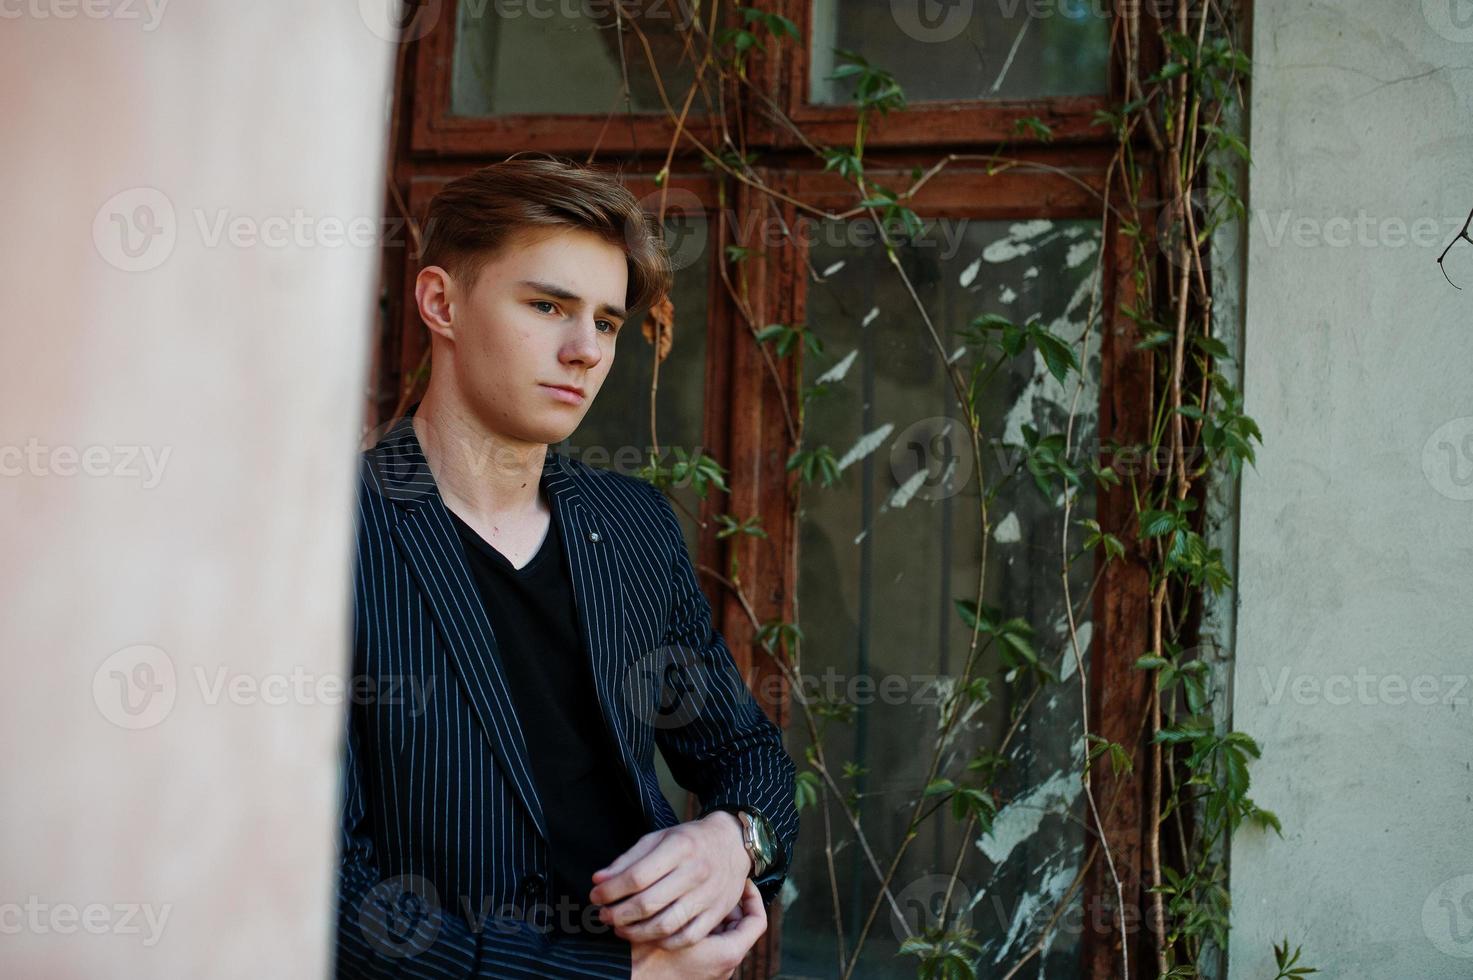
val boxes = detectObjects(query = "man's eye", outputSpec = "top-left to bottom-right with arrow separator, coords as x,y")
597,320 -> 617,334
532,300 -> 558,315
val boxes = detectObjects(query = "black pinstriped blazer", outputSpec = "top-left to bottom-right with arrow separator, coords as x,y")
334,404 -> 798,979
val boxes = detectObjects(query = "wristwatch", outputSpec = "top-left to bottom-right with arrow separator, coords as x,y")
734,808 -> 777,880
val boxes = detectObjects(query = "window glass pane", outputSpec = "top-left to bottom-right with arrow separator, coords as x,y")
809,0 -> 1110,103
782,215 -> 1103,977
452,0 -> 707,116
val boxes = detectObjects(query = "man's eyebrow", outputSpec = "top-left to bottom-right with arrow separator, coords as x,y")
517,279 -> 627,321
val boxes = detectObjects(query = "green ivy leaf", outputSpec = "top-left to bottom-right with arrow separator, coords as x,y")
794,770 -> 820,811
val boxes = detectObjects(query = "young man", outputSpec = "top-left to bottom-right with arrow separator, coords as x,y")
336,156 -> 798,979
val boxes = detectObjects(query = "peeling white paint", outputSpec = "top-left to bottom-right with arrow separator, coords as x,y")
977,768 -> 1080,866
983,220 -> 1064,265
815,349 -> 858,385
947,344 -> 967,365
997,892 -> 1044,962
838,423 -> 894,471
853,528 -> 868,545
998,264 -> 1104,449
1009,219 -> 1054,241
822,259 -> 846,277
993,861 -> 1079,962
779,877 -> 799,909
861,306 -> 879,328
1023,266 -> 1039,280
885,466 -> 933,510
983,238 -> 1033,263
925,675 -> 988,735
1062,265 -> 1099,319
994,511 -> 1022,543
1064,239 -> 1099,270
1057,621 -> 1091,683
959,256 -> 983,288
999,285 -> 1018,305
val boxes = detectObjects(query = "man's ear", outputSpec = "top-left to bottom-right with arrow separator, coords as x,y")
414,266 -> 456,342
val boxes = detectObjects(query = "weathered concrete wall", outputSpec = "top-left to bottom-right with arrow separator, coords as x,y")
1230,3 -> 1473,978
0,4 -> 395,976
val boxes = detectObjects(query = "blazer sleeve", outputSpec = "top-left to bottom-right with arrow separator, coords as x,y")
642,483 -> 800,908
333,703 -> 635,979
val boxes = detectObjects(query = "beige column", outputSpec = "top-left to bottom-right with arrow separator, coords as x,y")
0,2 -> 398,975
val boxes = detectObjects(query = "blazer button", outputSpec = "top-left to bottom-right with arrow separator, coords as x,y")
588,531 -> 602,543
520,872 -> 546,898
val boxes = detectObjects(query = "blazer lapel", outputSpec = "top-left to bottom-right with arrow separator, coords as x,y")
367,408 -> 549,844
541,459 -> 651,825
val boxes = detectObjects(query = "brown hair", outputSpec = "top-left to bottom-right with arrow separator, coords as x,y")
418,153 -> 672,316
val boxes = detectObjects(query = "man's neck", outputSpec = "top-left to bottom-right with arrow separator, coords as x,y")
412,385 -> 547,524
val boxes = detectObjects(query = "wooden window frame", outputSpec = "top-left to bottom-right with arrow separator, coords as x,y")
752,0 -> 1115,149
375,2 -> 1165,975
408,0 -> 724,155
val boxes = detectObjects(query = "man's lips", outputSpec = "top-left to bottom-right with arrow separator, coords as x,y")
541,383 -> 586,402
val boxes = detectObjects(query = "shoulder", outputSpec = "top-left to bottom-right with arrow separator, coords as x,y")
555,451 -> 663,503
555,453 -> 679,534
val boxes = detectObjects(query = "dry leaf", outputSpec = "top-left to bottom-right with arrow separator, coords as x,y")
642,292 -> 675,363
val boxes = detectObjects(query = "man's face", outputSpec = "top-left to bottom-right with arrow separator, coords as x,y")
439,225 -> 628,448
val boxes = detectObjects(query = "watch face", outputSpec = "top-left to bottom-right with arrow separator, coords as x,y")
751,812 -> 775,863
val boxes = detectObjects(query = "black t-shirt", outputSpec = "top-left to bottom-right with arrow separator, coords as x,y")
447,497 -> 649,944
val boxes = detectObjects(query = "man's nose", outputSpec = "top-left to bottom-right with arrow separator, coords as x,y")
563,318 -> 603,365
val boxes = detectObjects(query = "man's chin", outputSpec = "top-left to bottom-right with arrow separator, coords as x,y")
519,417 -> 582,449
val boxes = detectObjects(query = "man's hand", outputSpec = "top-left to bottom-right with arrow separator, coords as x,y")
590,811 -> 751,949
629,879 -> 766,980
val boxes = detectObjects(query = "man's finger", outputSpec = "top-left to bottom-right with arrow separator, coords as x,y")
600,864 -> 691,930
705,899 -> 744,936
730,885 -> 767,941
590,833 -> 680,904
591,832 -> 660,883
739,880 -> 764,916
654,903 -> 724,950
704,881 -> 766,954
